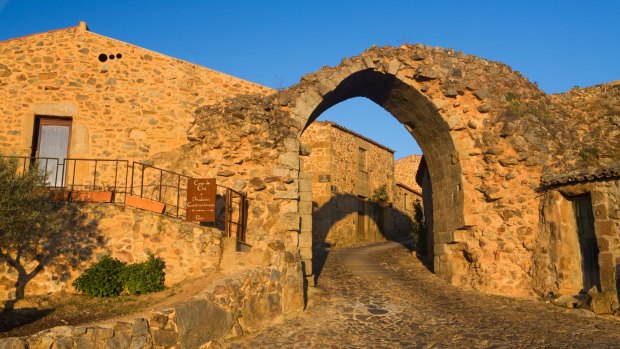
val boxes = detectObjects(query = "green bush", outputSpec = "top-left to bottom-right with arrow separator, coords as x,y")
72,254 -> 165,297
412,200 -> 428,256
121,254 -> 166,294
72,255 -> 126,297
371,185 -> 389,206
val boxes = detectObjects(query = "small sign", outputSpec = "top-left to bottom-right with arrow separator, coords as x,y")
331,185 -> 337,193
318,174 -> 331,183
186,178 -> 216,222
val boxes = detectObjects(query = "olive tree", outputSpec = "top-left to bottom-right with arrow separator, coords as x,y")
0,157 -> 99,310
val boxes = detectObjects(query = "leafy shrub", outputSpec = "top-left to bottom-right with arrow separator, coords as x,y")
72,255 -> 126,297
578,146 -> 599,162
412,200 -> 428,256
72,254 -> 166,297
121,254 -> 166,294
371,185 -> 389,206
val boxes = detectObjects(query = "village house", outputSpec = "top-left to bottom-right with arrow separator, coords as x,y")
300,121 -> 421,268
394,154 -> 425,247
1,20 -> 619,347
0,21 -> 276,301
0,21 -> 271,167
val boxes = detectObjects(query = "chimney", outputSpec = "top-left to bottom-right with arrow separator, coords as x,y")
77,21 -> 90,31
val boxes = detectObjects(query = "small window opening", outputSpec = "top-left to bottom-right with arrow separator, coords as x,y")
358,147 -> 367,173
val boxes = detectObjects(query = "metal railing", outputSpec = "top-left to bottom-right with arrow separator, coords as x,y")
130,162 -> 189,219
64,158 -> 130,203
2,156 -> 64,188
129,162 -> 248,242
0,156 -> 248,243
224,187 -> 247,242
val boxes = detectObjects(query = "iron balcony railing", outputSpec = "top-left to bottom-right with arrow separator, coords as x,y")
64,158 -> 130,203
1,156 -> 248,243
130,161 -> 188,219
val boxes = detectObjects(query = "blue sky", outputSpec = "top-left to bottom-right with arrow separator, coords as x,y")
1,1 -> 618,158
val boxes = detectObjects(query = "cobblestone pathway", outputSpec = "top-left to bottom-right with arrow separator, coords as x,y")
223,241 -> 620,348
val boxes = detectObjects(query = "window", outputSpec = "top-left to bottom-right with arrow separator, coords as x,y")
358,147 -> 367,173
404,192 -> 409,210
32,117 -> 71,186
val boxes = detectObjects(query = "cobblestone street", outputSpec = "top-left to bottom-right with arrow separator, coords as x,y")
224,241 -> 620,349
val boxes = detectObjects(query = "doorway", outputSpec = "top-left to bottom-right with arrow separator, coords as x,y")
573,195 -> 601,292
356,197 -> 367,241
32,117 -> 71,186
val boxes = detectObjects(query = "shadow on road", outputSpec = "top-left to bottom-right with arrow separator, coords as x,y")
309,193 -> 429,286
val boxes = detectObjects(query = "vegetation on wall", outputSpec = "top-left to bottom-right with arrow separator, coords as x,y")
71,255 -> 125,297
121,254 -> 166,295
72,254 -> 166,297
412,200 -> 428,256
371,185 -> 389,206
0,157 -> 101,310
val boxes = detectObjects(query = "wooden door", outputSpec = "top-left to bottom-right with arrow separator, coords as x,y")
356,198 -> 366,241
573,195 -> 601,291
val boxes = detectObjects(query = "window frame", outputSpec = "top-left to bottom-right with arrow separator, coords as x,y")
358,147 -> 368,173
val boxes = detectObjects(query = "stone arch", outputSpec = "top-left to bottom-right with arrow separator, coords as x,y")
298,68 -> 464,236
188,44 -> 557,296
286,52 -> 487,283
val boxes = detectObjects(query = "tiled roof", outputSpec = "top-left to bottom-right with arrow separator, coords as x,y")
396,182 -> 422,196
541,166 -> 620,187
317,121 -> 395,153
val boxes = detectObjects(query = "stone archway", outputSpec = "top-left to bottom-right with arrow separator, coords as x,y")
281,44 -> 546,296
187,43 -> 572,298
294,69 -> 464,274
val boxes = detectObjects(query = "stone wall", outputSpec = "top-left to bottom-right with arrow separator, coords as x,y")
0,203 -> 223,302
394,154 -> 423,193
392,183 -> 421,238
0,257 -> 304,348
300,121 -> 396,248
2,22 -> 618,304
543,82 -> 620,175
0,22 -> 271,163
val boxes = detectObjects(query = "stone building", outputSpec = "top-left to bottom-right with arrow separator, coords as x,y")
393,181 -> 422,239
538,168 -> 620,313
300,121 -> 418,262
393,154 -> 424,243
1,21 -> 619,341
394,154 -> 423,193
0,22 -> 283,302
0,21 -> 270,166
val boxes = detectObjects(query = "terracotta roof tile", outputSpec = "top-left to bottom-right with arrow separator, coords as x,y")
317,121 -> 395,153
541,166 -> 620,187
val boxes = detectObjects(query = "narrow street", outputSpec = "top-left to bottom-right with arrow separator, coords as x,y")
224,241 -> 620,348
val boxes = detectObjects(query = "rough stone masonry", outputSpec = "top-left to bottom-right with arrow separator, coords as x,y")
183,44 -> 620,306
0,22 -> 619,314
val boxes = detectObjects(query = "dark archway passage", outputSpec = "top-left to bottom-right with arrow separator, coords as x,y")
295,68 -> 464,283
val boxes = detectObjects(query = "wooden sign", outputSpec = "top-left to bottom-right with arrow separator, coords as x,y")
318,174 -> 331,183
186,178 -> 216,222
